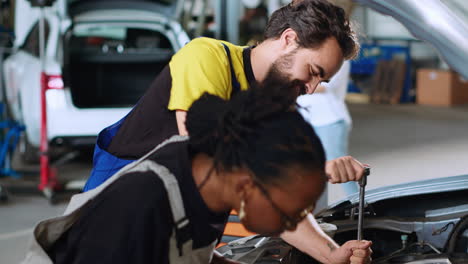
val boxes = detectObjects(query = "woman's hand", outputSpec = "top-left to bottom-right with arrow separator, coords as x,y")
328,240 -> 373,264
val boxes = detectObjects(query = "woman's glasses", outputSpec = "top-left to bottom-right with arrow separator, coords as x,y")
253,179 -> 314,231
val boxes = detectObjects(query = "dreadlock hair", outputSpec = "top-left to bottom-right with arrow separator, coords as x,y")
264,0 -> 360,60
186,83 -> 326,186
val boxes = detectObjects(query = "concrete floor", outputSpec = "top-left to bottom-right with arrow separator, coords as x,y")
328,103 -> 468,203
1,103 -> 468,263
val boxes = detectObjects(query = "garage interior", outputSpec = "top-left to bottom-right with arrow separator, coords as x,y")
0,0 -> 467,263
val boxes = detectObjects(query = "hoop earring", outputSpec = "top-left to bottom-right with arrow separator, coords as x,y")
239,200 -> 246,221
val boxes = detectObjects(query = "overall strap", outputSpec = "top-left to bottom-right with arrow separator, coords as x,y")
221,43 -> 241,97
124,157 -> 191,256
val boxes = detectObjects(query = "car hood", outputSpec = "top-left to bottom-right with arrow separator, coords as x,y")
355,0 -> 468,79
317,174 -> 468,217
217,175 -> 468,263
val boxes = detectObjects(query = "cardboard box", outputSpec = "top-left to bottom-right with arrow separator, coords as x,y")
416,69 -> 468,106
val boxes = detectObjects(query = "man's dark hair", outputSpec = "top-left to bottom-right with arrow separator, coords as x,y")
264,0 -> 359,59
186,84 -> 326,186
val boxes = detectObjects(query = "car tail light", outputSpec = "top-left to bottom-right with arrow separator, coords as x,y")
42,73 -> 64,90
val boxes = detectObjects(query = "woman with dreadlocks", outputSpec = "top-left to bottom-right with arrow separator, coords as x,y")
22,85 -> 372,264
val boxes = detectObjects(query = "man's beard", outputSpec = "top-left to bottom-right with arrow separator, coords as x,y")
262,55 -> 307,98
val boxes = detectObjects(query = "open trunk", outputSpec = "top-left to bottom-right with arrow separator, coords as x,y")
64,25 -> 175,108
67,0 -> 183,19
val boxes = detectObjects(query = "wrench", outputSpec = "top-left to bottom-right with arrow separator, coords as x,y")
357,167 -> 370,241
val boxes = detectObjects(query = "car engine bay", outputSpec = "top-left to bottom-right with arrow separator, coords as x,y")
217,187 -> 468,263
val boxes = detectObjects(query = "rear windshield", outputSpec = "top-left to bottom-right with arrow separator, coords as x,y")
69,25 -> 174,55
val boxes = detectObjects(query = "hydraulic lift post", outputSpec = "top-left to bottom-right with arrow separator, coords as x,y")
27,0 -> 59,202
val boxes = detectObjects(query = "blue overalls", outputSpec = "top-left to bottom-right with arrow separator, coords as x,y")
83,43 -> 241,191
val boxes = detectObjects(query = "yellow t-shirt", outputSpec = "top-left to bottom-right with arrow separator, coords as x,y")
168,37 -> 250,111
106,37 -> 255,158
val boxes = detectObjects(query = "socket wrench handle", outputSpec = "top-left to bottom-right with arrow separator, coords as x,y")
359,167 -> 370,187
357,166 -> 370,241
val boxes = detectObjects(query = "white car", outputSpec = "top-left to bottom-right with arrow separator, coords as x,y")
2,0 -> 189,162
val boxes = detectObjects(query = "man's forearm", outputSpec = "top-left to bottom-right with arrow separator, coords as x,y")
280,214 -> 338,264
175,110 -> 188,136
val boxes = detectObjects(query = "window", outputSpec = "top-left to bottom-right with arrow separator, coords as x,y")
70,25 -> 173,54
21,21 -> 50,57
